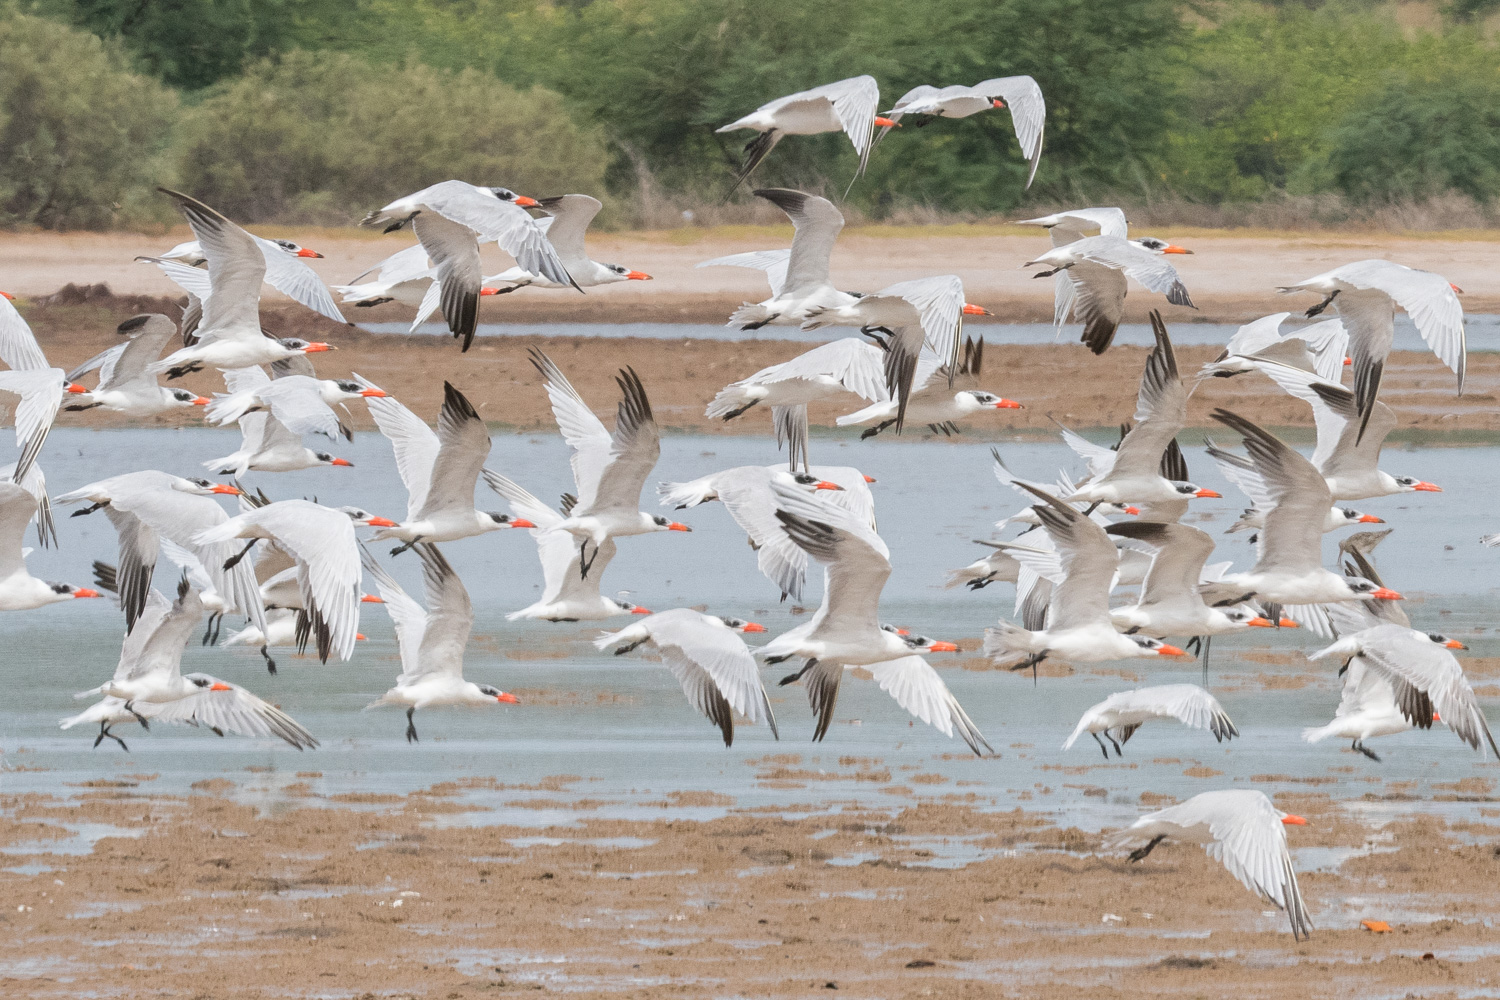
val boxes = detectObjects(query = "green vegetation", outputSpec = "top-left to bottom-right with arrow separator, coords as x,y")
2,1 -> 1498,229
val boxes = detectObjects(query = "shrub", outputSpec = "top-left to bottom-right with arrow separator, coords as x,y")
0,13 -> 177,229
175,50 -> 610,223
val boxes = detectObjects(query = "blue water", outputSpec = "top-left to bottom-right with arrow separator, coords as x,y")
2,428 -> 1497,834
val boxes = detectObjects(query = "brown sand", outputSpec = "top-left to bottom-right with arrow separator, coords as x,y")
4,780 -> 1498,997
14,288 -> 1500,440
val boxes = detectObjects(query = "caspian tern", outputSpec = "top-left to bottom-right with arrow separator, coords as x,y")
877,76 -> 1045,186
74,579 -> 317,750
1063,684 -> 1238,758
486,195 -> 651,289
147,190 -> 336,377
64,315 -> 209,416
657,463 -> 873,601
0,289 -> 51,371
1303,657 -> 1442,761
1018,208 -> 1193,354
1309,623 -> 1496,757
1280,259 -> 1464,443
56,471 -> 259,634
529,349 -> 689,578
150,228 -> 346,326
361,180 -> 574,351
716,75 -> 888,195
482,470 -> 651,622
1,458 -> 55,549
333,243 -> 435,308
758,481 -> 991,755
0,366 -> 81,484
1204,435 -> 1384,537
595,608 -> 777,746
982,483 -> 1188,678
834,338 -> 1021,439
944,543 -> 1021,591
1064,313 -> 1220,506
1198,312 -> 1348,384
204,366 -> 355,476
1111,789 -> 1312,941
360,379 -> 535,553
208,369 -> 389,443
361,543 -> 518,742
704,336 -> 887,470
194,498 -> 364,663
0,482 -> 100,610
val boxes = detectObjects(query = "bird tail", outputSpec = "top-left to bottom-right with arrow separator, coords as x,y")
656,478 -> 714,509
835,401 -> 885,427
1301,723 -> 1336,744
982,622 -> 1035,665
728,302 -> 775,329
1061,717 -> 1091,751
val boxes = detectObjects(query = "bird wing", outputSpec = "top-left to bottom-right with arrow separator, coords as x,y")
415,383 -> 489,518
882,275 -> 965,374
1200,793 -> 1312,939
0,295 -> 49,371
1301,319 -> 1350,384
791,74 -> 879,167
1106,522 -> 1215,610
126,582 -> 203,681
586,368 -> 660,516
1110,313 -> 1186,482
253,236 -> 345,324
0,482 -> 36,578
697,249 -> 792,298
1203,438 -> 1275,512
413,211 -> 483,352
1080,238 -> 1193,306
866,654 -> 991,755
1018,484 -> 1117,631
1338,259 -> 1464,389
1212,411 -> 1331,577
972,75 -> 1045,187
755,337 -> 888,402
1114,684 -> 1237,739
1019,207 -> 1128,240
529,350 -> 613,510
354,373 -> 439,519
707,467 -> 808,601
350,242 -> 431,285
419,181 -> 574,289
255,376 -> 344,441
1065,261 -> 1128,354
808,465 -> 879,530
1223,313 -> 1291,359
753,189 -> 844,294
158,673 -> 318,749
533,194 -> 602,265
98,315 -> 179,392
158,190 -> 265,335
411,543 -> 473,680
359,544 -> 429,678
110,589 -> 173,681
0,367 -> 64,482
1357,626 -> 1497,756
771,480 -> 890,634
645,609 -> 773,726
1333,658 -> 1399,719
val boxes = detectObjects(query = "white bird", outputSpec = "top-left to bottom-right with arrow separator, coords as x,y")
802,275 -> 987,432
194,499 -> 363,663
657,463 -> 870,602
757,481 -> 990,755
0,289 -> 50,371
1,457 -> 55,549
1063,684 -> 1238,758
64,314 -> 210,416
203,366 -> 356,476
361,543 -> 518,742
530,350 -> 689,578
152,228 -> 345,326
834,338 -> 1021,439
705,189 -> 859,332
1196,410 -> 1403,611
483,470 -> 652,622
1309,623 -> 1496,757
704,336 -> 888,470
332,243 -> 437,308
716,75 -> 889,194
1111,789 -> 1312,941
1303,657 -> 1447,761
75,579 -> 317,750
1204,434 -> 1386,536
146,190 -> 335,377
1249,360 -> 1441,501
1064,314 -> 1221,506
486,195 -> 651,289
982,483 -> 1188,677
1280,259 -> 1464,442
0,365 -> 79,484
595,608 -> 776,746
0,482 -> 100,610
207,368 -> 389,443
944,543 -> 1022,591
1197,312 -> 1349,384
56,471 -> 259,634
361,181 -> 573,351
878,76 -> 1046,186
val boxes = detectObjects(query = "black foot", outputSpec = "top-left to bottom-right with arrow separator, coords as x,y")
71,501 -> 106,518
1129,834 -> 1167,863
405,707 -> 419,743
389,537 -> 420,557
1107,734 -> 1123,757
1353,740 -> 1380,762
613,638 -> 646,656
1305,290 -> 1339,318
965,577 -> 994,590
779,658 -> 816,687
94,722 -> 129,751
721,401 -> 756,420
123,701 -> 150,731
262,644 -> 277,676
861,420 -> 896,441
222,538 -> 257,571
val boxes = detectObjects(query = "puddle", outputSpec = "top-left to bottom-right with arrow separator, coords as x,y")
2,820 -> 146,856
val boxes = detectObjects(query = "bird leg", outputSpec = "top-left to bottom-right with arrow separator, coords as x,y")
779,658 -> 817,687
966,576 -> 995,591
613,638 -> 647,656
71,501 -> 107,518
578,539 -> 599,580
93,722 -> 129,752
861,420 -> 897,441
1304,289 -> 1339,318
1128,834 -> 1167,863
405,707 -> 419,743
354,297 -> 393,308
222,539 -> 258,571
1199,635 -> 1212,687
1008,651 -> 1047,685
201,612 -> 223,646
1091,731 -> 1110,760
720,400 -> 758,420
1352,739 -> 1381,762
1107,732 -> 1124,757
389,536 -> 423,557
63,402 -> 103,412
261,644 -> 277,676
122,700 -> 150,731
166,363 -> 203,380
1184,635 -> 1201,655
764,653 -> 793,665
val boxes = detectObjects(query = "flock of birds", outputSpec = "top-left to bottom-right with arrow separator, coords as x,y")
0,73 -> 1486,942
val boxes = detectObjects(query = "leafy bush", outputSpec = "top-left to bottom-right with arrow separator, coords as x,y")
174,50 -> 610,223
0,13 -> 177,229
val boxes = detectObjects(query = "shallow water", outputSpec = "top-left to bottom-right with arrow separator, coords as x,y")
2,428 -> 1498,832
359,314 -> 1500,351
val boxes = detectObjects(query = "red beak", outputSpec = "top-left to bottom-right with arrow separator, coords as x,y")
356,633 -> 367,641
209,681 -> 233,692
360,594 -> 385,603
480,287 -> 501,296
1156,644 -> 1189,657
295,248 -> 323,259
927,640 -> 959,653
1281,815 -> 1307,826
513,196 -> 539,208
0,291 -> 13,300
1411,481 -> 1442,492
1246,616 -> 1274,628
496,692 -> 520,704
510,518 -> 537,529
1278,618 -> 1300,629
359,388 -> 389,398
192,396 -> 211,406
1451,283 -> 1464,294
814,480 -> 844,491
330,458 -> 354,467
1357,514 -> 1384,523
1123,506 -> 1141,516
874,116 -> 899,128
72,588 -> 102,599
1343,357 -> 1353,366
1432,712 -> 1442,722
991,99 -> 1005,108
65,383 -> 89,394
667,522 -> 691,532
303,342 -> 333,353
863,475 -> 876,484
1370,587 -> 1403,601
993,399 -> 1023,409
894,628 -> 910,636
364,516 -> 397,527
625,271 -> 652,281
1160,245 -> 1192,255
209,484 -> 242,495
740,622 -> 767,633
1445,639 -> 1468,650
1194,488 -> 1222,498
962,303 -> 992,316
630,606 -> 652,615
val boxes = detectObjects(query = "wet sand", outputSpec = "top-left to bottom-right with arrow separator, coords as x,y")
4,774 -> 1498,997
14,288 -> 1500,439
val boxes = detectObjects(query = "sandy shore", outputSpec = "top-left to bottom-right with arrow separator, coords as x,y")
3,225 -> 1498,323
3,777 -> 1496,997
